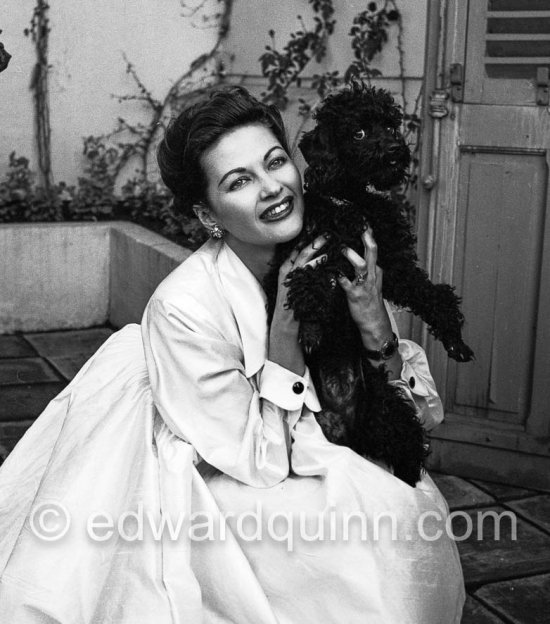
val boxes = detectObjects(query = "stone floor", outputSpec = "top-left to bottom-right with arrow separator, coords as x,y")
1,328 -> 550,623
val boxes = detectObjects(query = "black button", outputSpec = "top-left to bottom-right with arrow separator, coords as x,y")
409,376 -> 416,389
292,381 -> 305,394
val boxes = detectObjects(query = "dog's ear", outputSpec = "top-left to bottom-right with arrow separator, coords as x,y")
298,126 -> 332,165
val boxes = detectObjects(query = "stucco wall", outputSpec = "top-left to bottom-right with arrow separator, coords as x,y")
0,0 -> 219,185
225,0 -> 427,156
0,1 -> 427,186
0,222 -> 191,333
0,223 -> 111,332
227,1 -> 426,85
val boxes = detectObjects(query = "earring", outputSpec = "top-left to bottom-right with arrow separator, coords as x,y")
210,224 -> 225,239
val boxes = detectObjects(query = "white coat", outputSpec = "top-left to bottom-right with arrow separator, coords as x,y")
0,238 -> 464,623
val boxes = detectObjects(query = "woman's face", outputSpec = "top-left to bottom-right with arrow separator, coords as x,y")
198,123 -> 304,257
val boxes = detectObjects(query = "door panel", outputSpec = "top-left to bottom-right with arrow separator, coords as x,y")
421,0 -> 550,487
451,151 -> 546,424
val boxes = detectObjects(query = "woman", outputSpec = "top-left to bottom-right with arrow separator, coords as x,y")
0,86 -> 465,623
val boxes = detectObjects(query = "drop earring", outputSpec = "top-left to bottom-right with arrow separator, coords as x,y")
210,224 -> 225,239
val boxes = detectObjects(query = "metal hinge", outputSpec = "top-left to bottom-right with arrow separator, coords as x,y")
450,63 -> 464,103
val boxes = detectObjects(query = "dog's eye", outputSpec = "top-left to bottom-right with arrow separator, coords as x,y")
353,129 -> 366,141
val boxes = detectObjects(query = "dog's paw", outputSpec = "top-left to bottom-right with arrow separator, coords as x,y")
299,322 -> 322,355
446,341 -> 475,363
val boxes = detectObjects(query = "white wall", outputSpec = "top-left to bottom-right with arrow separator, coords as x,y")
227,0 -> 426,81
0,1 -> 427,186
1,0 -> 36,174
0,222 -> 191,332
223,0 -> 427,163
0,0 -> 219,184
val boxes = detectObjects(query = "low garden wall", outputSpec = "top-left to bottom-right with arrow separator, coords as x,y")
0,222 -> 192,333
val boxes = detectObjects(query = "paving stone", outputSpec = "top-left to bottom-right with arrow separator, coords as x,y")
469,478 -> 539,502
506,496 -> 550,535
46,354 -> 91,381
461,594 -> 506,623
0,383 -> 67,421
452,505 -> 550,588
25,328 -> 114,358
474,574 -> 550,624
431,473 -> 495,510
0,358 -> 62,385
0,335 -> 37,358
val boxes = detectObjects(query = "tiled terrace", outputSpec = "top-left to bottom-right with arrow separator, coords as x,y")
1,328 -> 550,623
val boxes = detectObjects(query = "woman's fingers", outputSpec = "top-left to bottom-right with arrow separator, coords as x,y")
336,272 -> 353,292
362,227 -> 378,279
339,228 -> 380,287
294,234 -> 328,267
340,234 -> 383,290
280,235 -> 328,278
376,265 -> 383,289
340,245 -> 368,275
286,251 -> 328,273
304,253 -> 328,269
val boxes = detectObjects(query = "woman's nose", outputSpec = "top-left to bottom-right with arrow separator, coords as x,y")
259,173 -> 283,199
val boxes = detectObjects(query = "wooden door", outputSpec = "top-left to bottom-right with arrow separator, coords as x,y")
418,0 -> 550,489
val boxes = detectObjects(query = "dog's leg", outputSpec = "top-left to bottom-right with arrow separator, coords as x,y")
352,357 -> 429,486
383,265 -> 475,362
285,266 -> 339,352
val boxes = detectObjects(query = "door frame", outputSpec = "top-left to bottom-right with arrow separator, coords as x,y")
417,0 -> 550,490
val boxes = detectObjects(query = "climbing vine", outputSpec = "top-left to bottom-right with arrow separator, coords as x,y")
108,0 -> 234,184
0,0 -> 421,241
259,0 -> 336,110
259,0 -> 421,214
0,0 -> 233,247
24,0 -> 52,194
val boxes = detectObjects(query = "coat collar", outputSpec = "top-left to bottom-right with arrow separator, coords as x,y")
214,240 -> 269,378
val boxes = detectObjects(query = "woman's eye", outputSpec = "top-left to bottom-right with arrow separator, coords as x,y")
353,129 -> 366,141
229,177 -> 248,191
269,156 -> 287,168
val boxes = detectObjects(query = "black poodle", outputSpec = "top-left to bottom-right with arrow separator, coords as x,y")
263,81 -> 473,487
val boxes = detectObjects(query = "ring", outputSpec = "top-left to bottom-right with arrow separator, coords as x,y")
354,271 -> 367,285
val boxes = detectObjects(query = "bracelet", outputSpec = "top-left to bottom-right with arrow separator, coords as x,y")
363,332 -> 399,361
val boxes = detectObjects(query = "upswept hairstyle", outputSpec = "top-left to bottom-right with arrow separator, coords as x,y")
157,85 -> 290,216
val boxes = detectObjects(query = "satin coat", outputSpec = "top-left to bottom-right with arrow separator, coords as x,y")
0,238 -> 465,623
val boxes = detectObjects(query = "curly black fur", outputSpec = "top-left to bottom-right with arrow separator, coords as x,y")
263,81 -> 473,487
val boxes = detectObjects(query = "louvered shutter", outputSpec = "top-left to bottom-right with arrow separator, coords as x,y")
465,0 -> 550,104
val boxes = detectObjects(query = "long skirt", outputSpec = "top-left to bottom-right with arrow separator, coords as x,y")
0,324 -> 465,623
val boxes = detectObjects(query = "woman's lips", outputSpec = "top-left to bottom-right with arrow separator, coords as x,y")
259,197 -> 294,222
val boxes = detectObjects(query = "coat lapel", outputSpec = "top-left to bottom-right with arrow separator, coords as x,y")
215,241 -> 268,378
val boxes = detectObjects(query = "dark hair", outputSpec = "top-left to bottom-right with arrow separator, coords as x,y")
157,86 -> 290,216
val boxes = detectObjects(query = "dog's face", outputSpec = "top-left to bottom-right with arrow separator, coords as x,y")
300,83 -> 411,193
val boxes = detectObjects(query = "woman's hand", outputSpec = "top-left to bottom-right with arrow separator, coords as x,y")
337,227 -> 403,379
268,235 -> 328,376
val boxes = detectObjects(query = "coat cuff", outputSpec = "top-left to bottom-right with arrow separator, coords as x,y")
388,339 -> 444,430
392,339 -> 432,395
259,361 -> 321,413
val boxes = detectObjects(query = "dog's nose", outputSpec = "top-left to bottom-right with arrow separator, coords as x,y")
386,141 -> 405,155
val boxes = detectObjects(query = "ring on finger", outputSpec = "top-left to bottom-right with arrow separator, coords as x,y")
354,271 -> 368,285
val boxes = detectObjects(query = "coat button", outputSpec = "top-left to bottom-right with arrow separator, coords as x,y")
292,381 -> 305,394
409,376 -> 416,389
